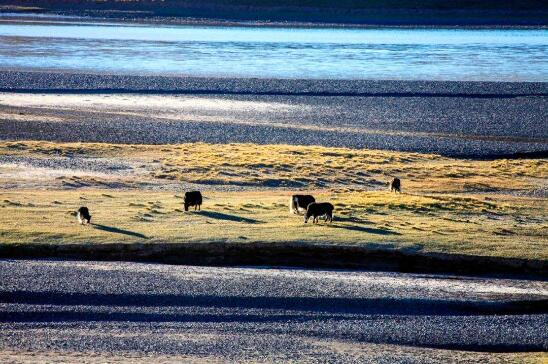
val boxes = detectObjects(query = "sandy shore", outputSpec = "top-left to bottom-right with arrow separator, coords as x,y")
1,71 -> 546,157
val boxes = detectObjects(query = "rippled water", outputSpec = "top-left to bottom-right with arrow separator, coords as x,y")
0,20 -> 546,80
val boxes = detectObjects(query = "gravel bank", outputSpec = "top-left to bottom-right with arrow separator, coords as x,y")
1,71 -> 547,157
0,259 -> 546,363
2,70 -> 547,96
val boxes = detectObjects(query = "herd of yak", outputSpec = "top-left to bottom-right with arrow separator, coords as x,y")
77,178 -> 401,226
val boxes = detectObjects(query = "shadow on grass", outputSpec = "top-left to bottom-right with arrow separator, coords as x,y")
330,224 -> 401,235
196,211 -> 261,224
92,224 -> 147,239
335,215 -> 374,224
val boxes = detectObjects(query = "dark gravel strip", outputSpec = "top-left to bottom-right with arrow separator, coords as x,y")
1,70 -> 547,96
1,242 -> 546,278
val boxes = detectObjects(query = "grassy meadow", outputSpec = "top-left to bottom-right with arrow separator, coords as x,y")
0,141 -> 546,260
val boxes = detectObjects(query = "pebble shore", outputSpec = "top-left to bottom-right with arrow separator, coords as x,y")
0,71 -> 546,157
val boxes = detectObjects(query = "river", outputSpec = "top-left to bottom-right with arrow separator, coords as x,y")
0,19 -> 546,80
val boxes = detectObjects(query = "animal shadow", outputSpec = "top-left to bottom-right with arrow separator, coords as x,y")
196,211 -> 261,224
334,215 -> 374,224
93,224 -> 147,239
330,224 -> 401,235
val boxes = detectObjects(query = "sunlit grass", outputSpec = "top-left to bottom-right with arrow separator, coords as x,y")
0,189 -> 546,260
1,141 -> 546,192
0,141 -> 546,260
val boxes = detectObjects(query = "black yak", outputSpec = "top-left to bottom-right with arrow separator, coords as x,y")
290,194 -> 315,214
77,206 -> 91,225
390,177 -> 401,193
184,191 -> 203,211
304,202 -> 334,224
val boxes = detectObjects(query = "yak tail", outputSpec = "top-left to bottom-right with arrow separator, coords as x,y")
289,196 -> 295,214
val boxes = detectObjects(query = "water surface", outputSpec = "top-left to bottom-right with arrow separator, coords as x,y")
0,20 -> 546,80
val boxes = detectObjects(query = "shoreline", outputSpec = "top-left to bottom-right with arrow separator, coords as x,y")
1,242 -> 546,278
2,13 -> 547,30
2,70 -> 547,94
1,3 -> 547,28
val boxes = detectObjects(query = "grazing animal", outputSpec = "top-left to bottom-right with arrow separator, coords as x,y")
184,191 -> 203,211
290,194 -> 316,214
77,206 -> 91,225
304,202 -> 334,224
390,177 -> 401,193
